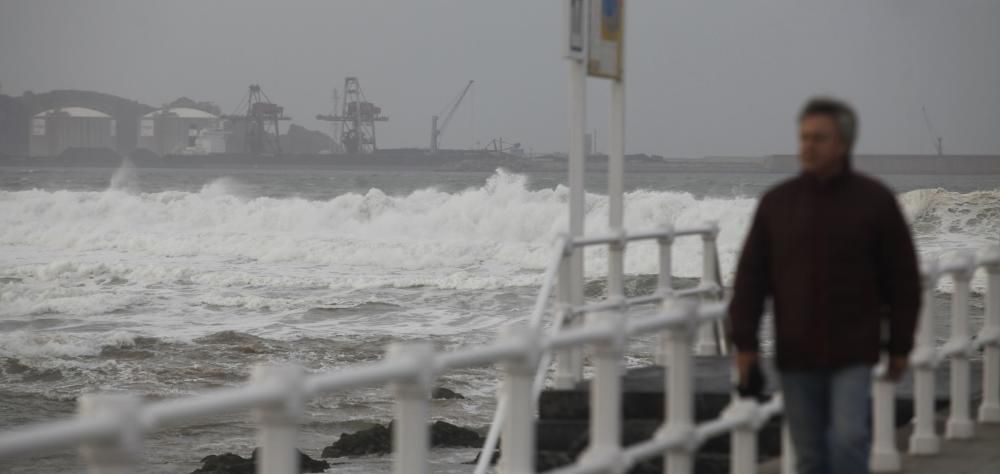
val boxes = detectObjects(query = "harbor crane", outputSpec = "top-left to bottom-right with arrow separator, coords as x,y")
223,84 -> 290,156
921,106 -> 943,156
430,80 -> 474,153
317,77 -> 388,154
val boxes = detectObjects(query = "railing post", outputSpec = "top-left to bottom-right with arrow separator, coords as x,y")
498,325 -> 539,474
78,393 -> 142,474
581,310 -> 626,470
567,0 -> 588,391
656,226 -> 675,366
780,400 -> 796,474
697,223 -> 724,355
725,398 -> 760,474
978,246 -> 1000,423
871,358 -> 900,472
556,239 -> 581,389
388,342 -> 434,474
909,261 -> 940,454
252,364 -> 304,474
659,301 -> 697,474
946,252 -> 975,439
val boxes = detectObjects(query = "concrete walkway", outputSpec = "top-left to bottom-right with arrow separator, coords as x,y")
760,417 -> 1000,473
900,422 -> 1000,474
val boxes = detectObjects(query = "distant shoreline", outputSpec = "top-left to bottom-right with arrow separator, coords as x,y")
2,149 -> 999,175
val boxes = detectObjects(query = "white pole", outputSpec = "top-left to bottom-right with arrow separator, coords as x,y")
555,250 -> 578,389
388,342 -> 434,474
567,0 -> 588,388
909,263 -> 940,454
78,393 -> 142,474
870,359 -> 900,472
728,399 -> 758,474
608,49 -> 626,306
582,311 -> 625,467
656,229 -> 675,366
946,254 -> 975,439
253,365 -> 304,474
661,303 -> 696,474
697,224 -> 722,355
978,246 -> 1000,423
499,325 -> 537,474
780,414 -> 796,474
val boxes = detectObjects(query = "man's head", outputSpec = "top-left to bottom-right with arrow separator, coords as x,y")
797,97 -> 857,177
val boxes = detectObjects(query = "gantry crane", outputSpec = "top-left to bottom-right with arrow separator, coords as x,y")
316,77 -> 388,154
430,80 -> 474,153
223,84 -> 290,156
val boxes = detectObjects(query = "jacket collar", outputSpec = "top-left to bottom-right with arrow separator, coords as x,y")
800,155 -> 852,188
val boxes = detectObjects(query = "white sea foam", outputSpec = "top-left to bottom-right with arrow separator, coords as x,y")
1,172 -> 995,282
0,171 -> 995,350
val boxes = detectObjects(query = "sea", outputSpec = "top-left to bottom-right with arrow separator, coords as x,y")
0,160 -> 997,473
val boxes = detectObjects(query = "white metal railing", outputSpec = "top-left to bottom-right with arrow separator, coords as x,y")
0,231 -> 997,473
473,223 -> 726,474
869,245 -> 1000,472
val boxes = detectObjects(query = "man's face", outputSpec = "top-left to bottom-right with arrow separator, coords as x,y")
798,114 -> 848,176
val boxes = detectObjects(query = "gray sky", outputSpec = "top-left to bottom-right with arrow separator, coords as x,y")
1,0 -> 998,157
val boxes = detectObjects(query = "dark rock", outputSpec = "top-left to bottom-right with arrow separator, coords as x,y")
432,386 -> 466,400
322,420 -> 483,459
322,424 -> 392,458
430,420 -> 482,448
192,452 -> 253,474
192,449 -> 328,474
249,449 -> 329,473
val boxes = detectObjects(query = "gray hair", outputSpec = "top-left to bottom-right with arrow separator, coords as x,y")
798,97 -> 858,151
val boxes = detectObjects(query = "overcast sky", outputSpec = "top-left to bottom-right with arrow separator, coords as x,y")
1,0 -> 998,157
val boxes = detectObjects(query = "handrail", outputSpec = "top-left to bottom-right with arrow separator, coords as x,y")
473,225 -> 721,474
1,236 -> 996,474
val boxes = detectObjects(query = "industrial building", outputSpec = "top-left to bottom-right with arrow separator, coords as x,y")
30,107 -> 115,157
138,107 -> 223,155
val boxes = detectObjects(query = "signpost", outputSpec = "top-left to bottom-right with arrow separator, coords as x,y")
559,0 -> 627,388
588,0 -> 624,80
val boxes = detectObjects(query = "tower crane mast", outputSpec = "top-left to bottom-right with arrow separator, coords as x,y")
431,80 -> 474,153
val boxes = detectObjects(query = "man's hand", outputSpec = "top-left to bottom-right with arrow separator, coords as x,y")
736,351 -> 759,385
887,355 -> 908,381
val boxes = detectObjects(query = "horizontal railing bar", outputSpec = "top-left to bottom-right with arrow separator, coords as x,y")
621,430 -> 688,466
937,339 -> 973,359
571,298 -> 625,315
675,284 -> 720,298
436,340 -> 525,370
695,416 -> 744,445
975,328 -> 1000,348
547,324 -> 617,350
567,285 -> 719,317
627,293 -> 664,306
305,360 -> 420,396
144,382 -> 287,429
936,259 -> 976,275
570,225 -> 717,248
0,416 -> 119,459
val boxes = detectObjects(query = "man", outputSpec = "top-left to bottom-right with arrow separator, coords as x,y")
728,97 -> 921,474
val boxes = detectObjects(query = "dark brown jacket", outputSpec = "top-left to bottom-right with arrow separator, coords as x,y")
728,166 -> 921,370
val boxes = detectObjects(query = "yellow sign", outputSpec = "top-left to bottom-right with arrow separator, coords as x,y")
588,0 -> 623,80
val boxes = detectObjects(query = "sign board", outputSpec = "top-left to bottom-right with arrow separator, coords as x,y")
566,0 -> 588,59
32,118 -> 46,136
141,119 -> 155,137
587,0 -> 623,80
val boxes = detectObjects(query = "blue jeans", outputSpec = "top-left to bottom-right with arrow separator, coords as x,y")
780,365 -> 873,474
